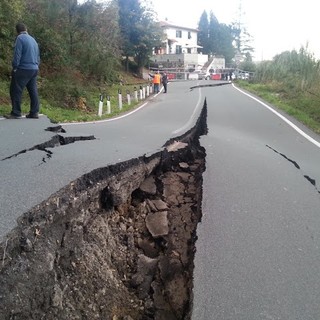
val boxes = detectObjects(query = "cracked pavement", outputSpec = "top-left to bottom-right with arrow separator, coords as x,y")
0,116 -> 99,238
1,80 -> 320,318
266,144 -> 320,193
192,84 -> 320,320
0,81 -> 205,240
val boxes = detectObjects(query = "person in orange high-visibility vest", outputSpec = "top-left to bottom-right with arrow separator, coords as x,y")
150,70 -> 161,93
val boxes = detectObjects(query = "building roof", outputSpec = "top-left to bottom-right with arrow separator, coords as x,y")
159,20 -> 198,32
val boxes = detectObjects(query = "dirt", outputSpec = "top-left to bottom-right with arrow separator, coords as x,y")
0,104 -> 207,320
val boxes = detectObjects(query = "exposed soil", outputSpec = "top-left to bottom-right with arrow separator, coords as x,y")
0,104 -> 207,320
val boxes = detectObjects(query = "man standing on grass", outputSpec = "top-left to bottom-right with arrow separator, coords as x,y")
5,23 -> 40,119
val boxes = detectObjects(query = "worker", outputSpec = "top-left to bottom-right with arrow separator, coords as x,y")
149,70 -> 161,93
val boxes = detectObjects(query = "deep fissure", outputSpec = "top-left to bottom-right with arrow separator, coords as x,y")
0,104 -> 207,319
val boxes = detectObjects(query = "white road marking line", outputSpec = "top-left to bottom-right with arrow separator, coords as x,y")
233,84 -> 320,149
172,87 -> 203,135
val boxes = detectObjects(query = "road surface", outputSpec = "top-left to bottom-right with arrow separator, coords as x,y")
192,83 -> 320,319
0,81 -> 203,239
1,80 -> 320,319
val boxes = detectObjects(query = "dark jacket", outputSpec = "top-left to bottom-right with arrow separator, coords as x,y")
162,74 -> 168,84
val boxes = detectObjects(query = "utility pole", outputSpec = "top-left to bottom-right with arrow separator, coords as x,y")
235,0 -> 243,53
237,0 -> 242,30
235,0 -> 254,61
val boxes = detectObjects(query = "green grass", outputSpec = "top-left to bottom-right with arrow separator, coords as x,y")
3,73 -> 319,135
0,73 -> 150,123
236,80 -> 320,134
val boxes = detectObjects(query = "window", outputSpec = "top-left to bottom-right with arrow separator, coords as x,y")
176,30 -> 182,38
188,32 -> 192,39
176,45 -> 182,54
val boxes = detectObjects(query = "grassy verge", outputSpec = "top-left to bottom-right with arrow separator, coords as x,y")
235,80 -> 320,134
0,71 -> 150,123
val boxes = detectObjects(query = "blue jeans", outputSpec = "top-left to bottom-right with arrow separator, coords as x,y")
10,69 -> 39,116
154,83 -> 160,93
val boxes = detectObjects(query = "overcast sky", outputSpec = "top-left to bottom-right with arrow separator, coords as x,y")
150,0 -> 319,61
78,0 -> 319,61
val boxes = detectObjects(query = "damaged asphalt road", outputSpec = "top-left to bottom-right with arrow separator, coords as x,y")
1,79 -> 320,319
193,84 -> 320,320
0,80 -> 206,239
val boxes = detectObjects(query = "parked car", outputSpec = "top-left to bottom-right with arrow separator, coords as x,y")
205,69 -> 235,80
188,72 -> 199,80
188,70 -> 206,80
240,72 -> 249,80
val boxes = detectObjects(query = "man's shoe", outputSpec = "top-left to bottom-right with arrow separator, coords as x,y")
4,113 -> 22,119
26,113 -> 39,119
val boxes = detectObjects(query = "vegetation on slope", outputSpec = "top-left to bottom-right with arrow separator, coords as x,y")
0,0 -> 161,122
237,47 -> 320,134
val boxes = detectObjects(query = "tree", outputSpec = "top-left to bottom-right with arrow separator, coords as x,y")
208,11 -> 220,55
198,11 -> 209,54
134,3 -> 163,74
199,11 -> 235,63
238,58 -> 256,73
0,0 -> 163,83
230,1 -> 254,63
24,0 -> 83,68
0,0 -> 25,76
216,23 -> 235,64
76,0 -> 122,80
23,0 -> 122,80
118,0 -> 163,75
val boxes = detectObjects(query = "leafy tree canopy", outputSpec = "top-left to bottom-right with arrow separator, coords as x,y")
197,10 -> 235,64
0,0 -> 163,82
118,0 -> 163,74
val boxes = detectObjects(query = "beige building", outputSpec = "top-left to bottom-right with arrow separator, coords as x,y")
151,21 -> 225,72
156,21 -> 200,55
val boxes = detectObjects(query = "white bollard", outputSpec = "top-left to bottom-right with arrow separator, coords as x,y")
106,96 -> 111,114
146,85 -> 150,97
127,90 -> 131,105
134,87 -> 138,102
139,86 -> 143,100
118,89 -> 122,110
98,94 -> 103,117
142,86 -> 146,99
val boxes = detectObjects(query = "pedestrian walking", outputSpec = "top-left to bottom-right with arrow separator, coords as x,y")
5,23 -> 40,119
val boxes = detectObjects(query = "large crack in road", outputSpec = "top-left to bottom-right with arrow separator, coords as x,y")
0,103 -> 207,319
1,130 -> 95,163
